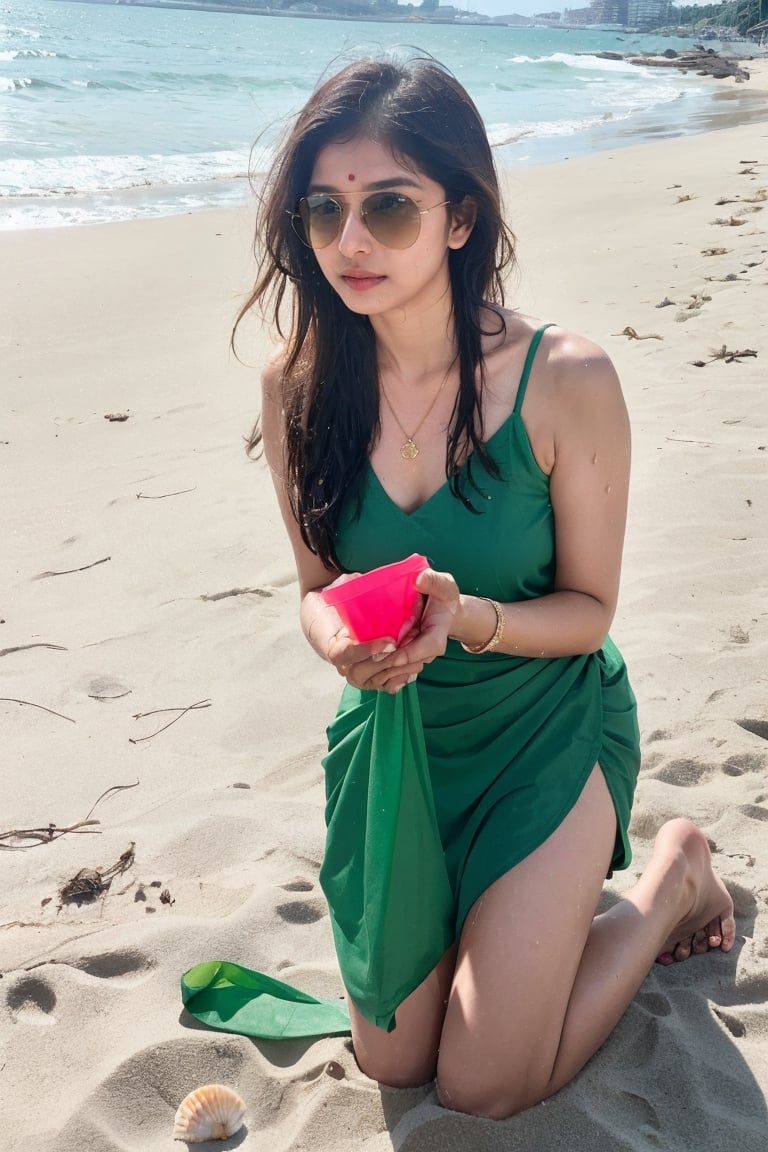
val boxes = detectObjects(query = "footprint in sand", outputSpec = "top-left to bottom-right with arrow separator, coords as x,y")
276,898 -> 326,925
630,807 -> 684,841
712,969 -> 768,1043
714,1008 -> 747,1038
82,675 -> 132,701
651,758 -> 717,787
281,877 -> 315,893
63,947 -> 156,987
736,719 -> 768,741
617,1091 -> 661,1136
738,804 -> 768,823
722,752 -> 766,777
6,974 -> 57,1025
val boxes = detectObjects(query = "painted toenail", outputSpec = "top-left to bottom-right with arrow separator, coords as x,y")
655,952 -> 674,966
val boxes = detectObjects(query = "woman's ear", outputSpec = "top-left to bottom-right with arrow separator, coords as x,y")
447,196 -> 477,249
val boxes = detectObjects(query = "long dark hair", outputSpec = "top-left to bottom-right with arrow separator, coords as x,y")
235,55 -> 516,570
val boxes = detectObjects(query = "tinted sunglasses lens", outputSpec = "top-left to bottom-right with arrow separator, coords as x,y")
296,192 -> 423,250
363,192 -> 420,249
298,195 -> 341,249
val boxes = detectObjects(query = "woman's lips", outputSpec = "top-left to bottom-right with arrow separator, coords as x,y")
340,272 -> 386,292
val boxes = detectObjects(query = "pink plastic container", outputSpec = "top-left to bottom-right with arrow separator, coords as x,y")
321,554 -> 429,644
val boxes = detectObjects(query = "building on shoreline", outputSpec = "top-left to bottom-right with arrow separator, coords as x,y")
562,0 -> 672,30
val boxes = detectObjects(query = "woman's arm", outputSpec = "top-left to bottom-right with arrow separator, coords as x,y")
408,332 -> 631,661
260,353 -> 344,658
261,355 -> 421,687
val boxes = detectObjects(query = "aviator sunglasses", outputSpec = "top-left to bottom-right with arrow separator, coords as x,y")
290,190 -> 451,251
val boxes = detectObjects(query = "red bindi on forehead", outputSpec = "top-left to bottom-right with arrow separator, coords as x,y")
347,173 -> 356,182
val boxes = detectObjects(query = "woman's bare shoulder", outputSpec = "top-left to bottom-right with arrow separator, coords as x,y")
259,345 -> 292,471
261,343 -> 289,404
487,316 -> 619,401
539,328 -> 623,412
491,315 -> 613,373
543,325 -> 612,366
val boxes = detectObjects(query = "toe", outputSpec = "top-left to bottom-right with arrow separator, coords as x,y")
705,916 -> 722,948
692,927 -> 710,955
719,910 -> 737,953
674,936 -> 693,962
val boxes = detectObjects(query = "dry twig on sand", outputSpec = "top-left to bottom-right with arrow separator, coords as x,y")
715,190 -> 767,206
613,326 -> 663,341
0,643 -> 67,658
709,346 -> 758,363
200,587 -> 272,602
129,699 -> 211,743
136,487 -> 196,500
0,781 -> 139,849
0,698 -> 75,723
33,556 -> 111,580
691,346 -> 759,367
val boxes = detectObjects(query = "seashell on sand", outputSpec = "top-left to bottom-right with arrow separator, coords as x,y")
173,1083 -> 246,1142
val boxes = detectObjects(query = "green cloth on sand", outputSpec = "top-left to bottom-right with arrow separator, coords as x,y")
181,960 -> 350,1039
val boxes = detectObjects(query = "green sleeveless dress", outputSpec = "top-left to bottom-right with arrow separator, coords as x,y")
320,325 -> 641,1029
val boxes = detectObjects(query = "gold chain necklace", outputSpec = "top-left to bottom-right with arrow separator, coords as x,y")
379,375 -> 449,461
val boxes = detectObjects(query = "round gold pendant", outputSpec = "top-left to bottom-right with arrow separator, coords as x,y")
400,438 -> 419,460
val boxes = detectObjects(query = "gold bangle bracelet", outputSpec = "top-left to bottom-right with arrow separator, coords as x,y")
460,598 -> 506,654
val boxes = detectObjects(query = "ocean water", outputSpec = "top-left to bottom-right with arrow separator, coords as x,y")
0,0 -> 764,229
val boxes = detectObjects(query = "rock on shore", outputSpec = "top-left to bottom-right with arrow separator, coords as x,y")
592,46 -> 752,81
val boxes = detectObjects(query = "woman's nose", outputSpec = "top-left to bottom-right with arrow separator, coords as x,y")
337,204 -> 371,254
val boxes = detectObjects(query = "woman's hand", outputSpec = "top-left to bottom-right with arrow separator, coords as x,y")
320,572 -> 423,694
391,567 -> 461,673
323,567 -> 460,694
326,628 -> 423,694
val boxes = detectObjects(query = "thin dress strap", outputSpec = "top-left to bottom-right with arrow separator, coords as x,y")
513,324 -> 555,416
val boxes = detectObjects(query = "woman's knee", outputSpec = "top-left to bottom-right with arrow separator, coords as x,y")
350,945 -> 456,1088
355,1045 -> 438,1089
435,1048 -> 546,1119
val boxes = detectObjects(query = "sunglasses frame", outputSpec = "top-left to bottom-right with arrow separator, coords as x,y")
288,190 -> 451,251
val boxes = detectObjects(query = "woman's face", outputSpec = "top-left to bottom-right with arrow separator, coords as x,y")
304,136 -> 473,323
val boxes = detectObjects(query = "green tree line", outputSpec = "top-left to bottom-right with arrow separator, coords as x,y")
672,0 -> 767,32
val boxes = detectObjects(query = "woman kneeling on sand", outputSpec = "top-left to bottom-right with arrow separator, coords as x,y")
237,55 -> 736,1119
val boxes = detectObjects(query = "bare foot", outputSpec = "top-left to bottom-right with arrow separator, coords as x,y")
653,819 -> 736,964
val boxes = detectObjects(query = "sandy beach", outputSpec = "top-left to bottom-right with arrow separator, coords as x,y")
2,64 -> 767,1150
